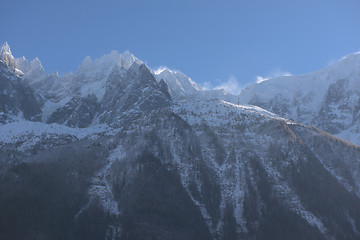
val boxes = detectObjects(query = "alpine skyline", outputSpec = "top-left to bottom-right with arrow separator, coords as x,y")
2,0 -> 360,94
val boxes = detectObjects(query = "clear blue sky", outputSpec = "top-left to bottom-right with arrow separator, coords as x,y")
1,0 -> 360,92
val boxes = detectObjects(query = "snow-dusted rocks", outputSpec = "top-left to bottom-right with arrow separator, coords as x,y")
154,67 -> 239,104
0,42 -> 21,75
46,61 -> 171,128
154,68 -> 203,99
0,60 -> 42,124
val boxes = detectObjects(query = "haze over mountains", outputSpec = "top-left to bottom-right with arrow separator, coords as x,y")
1,42 -> 360,240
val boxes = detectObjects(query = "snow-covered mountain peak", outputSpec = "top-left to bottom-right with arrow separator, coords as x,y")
55,50 -> 143,103
81,55 -> 92,66
0,42 -> 21,75
15,55 -> 48,82
153,66 -> 241,104
30,57 -> 44,70
154,67 -> 203,99
324,51 -> 360,78
156,67 -> 201,89
76,50 -> 142,76
0,42 -> 11,55
339,51 -> 360,63
128,59 -> 144,73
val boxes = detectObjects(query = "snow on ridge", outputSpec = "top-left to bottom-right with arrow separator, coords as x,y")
0,42 -> 11,54
3,42 -> 144,105
172,98 -> 291,137
77,50 -> 142,75
153,66 -> 169,75
63,50 -> 142,102
0,42 -> 23,76
154,67 -> 203,99
219,100 -> 283,119
238,49 -> 360,146
0,120 -> 110,146
153,67 -> 242,105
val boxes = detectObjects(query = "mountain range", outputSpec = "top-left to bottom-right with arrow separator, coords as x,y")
0,42 -> 360,240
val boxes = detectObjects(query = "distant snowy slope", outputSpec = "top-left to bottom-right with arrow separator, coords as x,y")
239,52 -> 360,145
154,67 -> 239,103
154,68 -> 203,99
0,42 -> 23,75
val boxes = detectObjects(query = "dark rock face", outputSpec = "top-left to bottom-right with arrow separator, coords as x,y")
0,63 -> 42,123
47,63 -> 171,128
111,152 -> 212,240
97,63 -> 171,126
48,94 -> 99,128
316,79 -> 359,134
